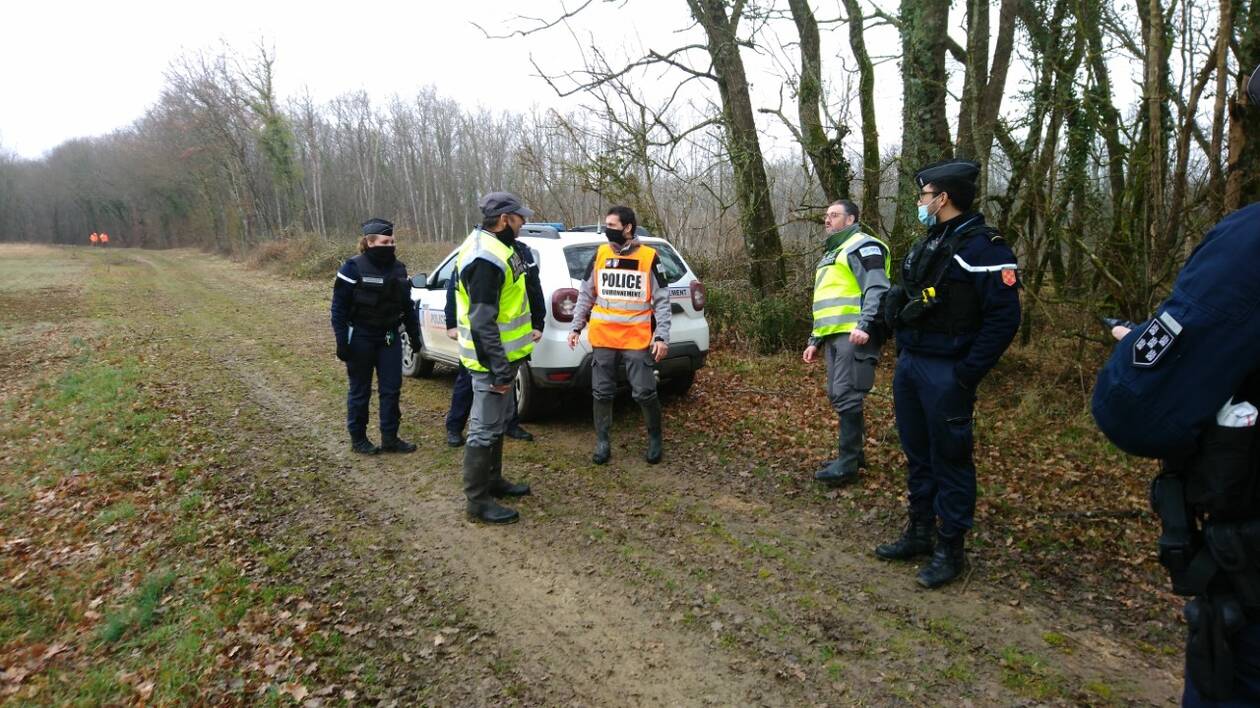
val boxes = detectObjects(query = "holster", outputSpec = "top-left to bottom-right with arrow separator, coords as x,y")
1150,470 -> 1202,596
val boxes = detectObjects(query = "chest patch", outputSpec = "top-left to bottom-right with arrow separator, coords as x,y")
1131,312 -> 1182,368
360,276 -> 385,285
599,269 -> 647,302
507,254 -> 525,276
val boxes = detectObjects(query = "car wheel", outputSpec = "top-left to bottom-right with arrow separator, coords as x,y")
513,362 -> 538,421
400,330 -> 435,378
662,370 -> 695,397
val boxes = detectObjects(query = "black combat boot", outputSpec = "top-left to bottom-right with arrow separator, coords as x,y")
504,425 -> 534,441
351,436 -> 380,455
916,532 -> 966,589
640,396 -> 663,465
445,429 -> 465,447
488,438 -> 530,498
463,444 -> 518,524
379,434 -> 417,453
874,514 -> 936,561
592,398 -> 614,464
815,409 -> 864,486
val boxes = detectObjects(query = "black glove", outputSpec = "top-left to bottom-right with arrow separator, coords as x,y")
1100,316 -> 1137,331
407,330 -> 421,353
336,342 -> 350,362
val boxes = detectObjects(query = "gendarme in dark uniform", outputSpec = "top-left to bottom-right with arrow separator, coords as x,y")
876,159 -> 1021,589
1092,63 -> 1260,706
330,218 -> 421,455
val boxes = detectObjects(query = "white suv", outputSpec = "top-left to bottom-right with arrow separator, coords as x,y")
401,224 -> 710,419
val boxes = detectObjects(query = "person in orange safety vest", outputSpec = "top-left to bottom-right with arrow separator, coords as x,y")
567,205 -> 672,466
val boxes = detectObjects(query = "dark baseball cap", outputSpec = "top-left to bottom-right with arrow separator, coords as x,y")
1249,65 -> 1260,107
478,191 -> 534,219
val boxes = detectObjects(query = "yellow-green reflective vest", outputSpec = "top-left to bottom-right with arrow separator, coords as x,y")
812,230 -> 891,338
454,230 -> 534,373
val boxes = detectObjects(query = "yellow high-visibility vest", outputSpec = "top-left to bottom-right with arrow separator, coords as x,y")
812,231 -> 890,338
454,230 -> 534,372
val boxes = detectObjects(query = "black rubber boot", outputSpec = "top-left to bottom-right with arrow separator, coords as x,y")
640,396 -> 663,465
815,410 -> 864,485
488,438 -> 530,498
463,444 -> 518,524
875,514 -> 936,561
351,436 -> 380,455
917,532 -> 966,589
379,434 -> 417,453
592,398 -> 613,465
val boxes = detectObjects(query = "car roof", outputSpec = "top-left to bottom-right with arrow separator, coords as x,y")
519,232 -> 673,249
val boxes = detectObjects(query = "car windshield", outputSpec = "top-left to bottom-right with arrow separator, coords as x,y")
563,242 -> 689,283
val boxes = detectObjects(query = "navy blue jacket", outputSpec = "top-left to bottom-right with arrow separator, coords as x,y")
896,212 -> 1022,388
330,256 -> 421,347
1093,202 -> 1260,459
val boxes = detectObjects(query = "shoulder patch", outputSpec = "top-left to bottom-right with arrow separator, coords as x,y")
1131,312 -> 1182,368
858,245 -> 884,259
1001,268 -> 1017,287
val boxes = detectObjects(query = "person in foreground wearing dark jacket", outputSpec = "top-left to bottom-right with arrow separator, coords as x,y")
874,159 -> 1021,589
1092,65 -> 1260,707
330,218 -> 422,455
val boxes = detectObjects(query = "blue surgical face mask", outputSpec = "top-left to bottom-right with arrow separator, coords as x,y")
917,195 -> 940,227
917,203 -> 937,227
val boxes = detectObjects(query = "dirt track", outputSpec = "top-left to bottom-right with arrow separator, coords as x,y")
4,245 -> 1183,705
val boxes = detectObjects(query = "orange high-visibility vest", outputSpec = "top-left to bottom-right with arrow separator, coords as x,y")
589,242 -> 657,350
89,232 -> 99,244
99,233 -> 110,244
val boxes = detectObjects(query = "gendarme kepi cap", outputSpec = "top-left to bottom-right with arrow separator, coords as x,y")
478,191 -> 534,219
915,159 -> 981,211
361,217 -> 394,236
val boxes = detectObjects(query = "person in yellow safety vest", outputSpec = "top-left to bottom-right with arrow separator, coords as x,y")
567,205 -> 672,465
802,199 -> 892,486
89,232 -> 99,245
455,191 -> 541,525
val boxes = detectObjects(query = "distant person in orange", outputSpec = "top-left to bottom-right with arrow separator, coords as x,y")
99,232 -> 110,246
89,232 -> 99,245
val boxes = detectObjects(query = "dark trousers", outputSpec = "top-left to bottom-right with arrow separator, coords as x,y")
1183,622 -> 1260,706
446,364 -> 519,434
893,350 -> 977,538
346,334 -> 402,439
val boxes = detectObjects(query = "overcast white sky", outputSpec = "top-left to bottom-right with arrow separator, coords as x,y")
1,1 -> 1144,161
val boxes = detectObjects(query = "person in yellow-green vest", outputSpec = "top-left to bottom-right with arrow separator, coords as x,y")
802,199 -> 891,486
455,191 -> 541,525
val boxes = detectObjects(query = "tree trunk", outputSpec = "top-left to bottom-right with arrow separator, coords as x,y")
787,0 -> 851,203
687,0 -> 785,294
843,0 -> 882,233
893,0 -> 952,256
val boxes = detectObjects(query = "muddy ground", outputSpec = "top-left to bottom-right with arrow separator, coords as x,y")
0,245 -> 1182,705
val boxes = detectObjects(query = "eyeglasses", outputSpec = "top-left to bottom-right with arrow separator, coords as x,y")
919,190 -> 939,198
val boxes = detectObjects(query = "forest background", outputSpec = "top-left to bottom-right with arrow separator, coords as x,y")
2,0 -> 1258,349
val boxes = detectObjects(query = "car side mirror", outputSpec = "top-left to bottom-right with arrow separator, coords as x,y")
411,273 -> 428,288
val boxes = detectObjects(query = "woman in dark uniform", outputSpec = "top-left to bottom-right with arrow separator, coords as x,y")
330,218 -> 422,454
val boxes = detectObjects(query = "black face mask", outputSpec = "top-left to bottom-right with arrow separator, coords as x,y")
365,245 -> 396,268
494,222 -> 517,243
604,226 -> 628,246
